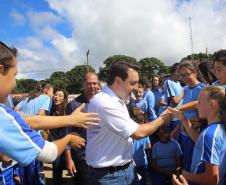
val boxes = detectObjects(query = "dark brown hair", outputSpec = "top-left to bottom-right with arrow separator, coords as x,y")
107,61 -> 140,86
0,41 -> 17,73
212,49 -> 226,66
50,89 -> 68,116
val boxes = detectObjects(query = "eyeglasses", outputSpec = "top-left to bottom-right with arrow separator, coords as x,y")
178,72 -> 193,78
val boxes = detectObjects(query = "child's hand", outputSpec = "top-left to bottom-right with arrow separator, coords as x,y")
68,133 -> 85,149
167,107 -> 186,122
159,109 -> 173,124
172,174 -> 188,185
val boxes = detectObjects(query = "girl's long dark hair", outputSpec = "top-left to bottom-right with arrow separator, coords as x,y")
50,89 -> 68,116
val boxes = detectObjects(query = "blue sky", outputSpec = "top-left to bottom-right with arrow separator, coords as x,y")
0,0 -> 226,79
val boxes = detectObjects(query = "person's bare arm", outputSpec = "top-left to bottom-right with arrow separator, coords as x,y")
23,103 -> 99,130
131,110 -> 172,139
168,107 -> 199,142
177,101 -> 198,111
0,153 -> 12,162
53,134 -> 85,156
65,150 -> 76,177
170,91 -> 184,104
182,163 -> 219,185
38,109 -> 47,116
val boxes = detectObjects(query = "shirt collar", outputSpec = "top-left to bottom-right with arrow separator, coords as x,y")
102,85 -> 125,104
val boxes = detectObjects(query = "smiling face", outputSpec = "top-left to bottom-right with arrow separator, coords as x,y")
178,66 -> 197,86
83,72 -> 99,97
152,76 -> 160,88
214,61 -> 226,85
0,57 -> 17,102
116,68 -> 139,100
135,87 -> 144,101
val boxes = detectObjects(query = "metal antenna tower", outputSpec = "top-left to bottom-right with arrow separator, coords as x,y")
186,1 -> 194,60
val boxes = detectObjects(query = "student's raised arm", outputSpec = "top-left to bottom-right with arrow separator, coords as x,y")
23,103 -> 99,130
168,107 -> 199,142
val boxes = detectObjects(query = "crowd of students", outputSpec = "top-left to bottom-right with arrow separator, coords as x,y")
0,40 -> 226,185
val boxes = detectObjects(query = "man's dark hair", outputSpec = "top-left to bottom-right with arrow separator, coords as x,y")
170,63 -> 179,74
107,61 -> 140,85
0,41 -> 17,73
139,77 -> 151,89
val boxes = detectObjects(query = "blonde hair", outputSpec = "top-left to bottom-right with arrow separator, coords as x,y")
201,86 -> 225,119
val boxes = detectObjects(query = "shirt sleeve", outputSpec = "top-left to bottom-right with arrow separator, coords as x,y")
0,106 -> 45,166
174,140 -> 182,156
145,137 -> 151,149
15,99 -> 24,110
39,95 -> 51,112
201,128 -> 222,165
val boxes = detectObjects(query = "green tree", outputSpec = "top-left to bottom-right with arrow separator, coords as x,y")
138,57 -> 169,79
181,52 -> 211,62
14,79 -> 38,93
66,65 -> 95,93
99,55 -> 138,81
50,71 -> 66,81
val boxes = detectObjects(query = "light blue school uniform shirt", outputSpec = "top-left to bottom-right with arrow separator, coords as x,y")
7,95 -> 14,109
179,82 -> 205,171
0,173 -> 4,185
212,80 -> 226,89
152,88 -> 165,116
164,79 -> 183,122
136,99 -> 148,113
0,104 -> 45,166
132,137 -> 150,167
191,123 -> 226,185
164,79 -> 183,107
16,95 -> 51,116
182,82 -> 206,120
158,94 -> 167,116
143,90 -> 157,120
152,138 -> 182,170
129,99 -> 148,113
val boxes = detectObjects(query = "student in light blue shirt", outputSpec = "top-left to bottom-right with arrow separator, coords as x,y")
164,63 -> 183,139
129,106 -> 151,185
170,86 -> 226,185
212,50 -> 226,89
0,41 -> 98,185
139,78 -> 157,121
15,84 -> 53,185
151,76 -> 165,116
15,85 -> 51,116
151,125 -> 182,185
130,83 -> 148,113
174,61 -> 206,170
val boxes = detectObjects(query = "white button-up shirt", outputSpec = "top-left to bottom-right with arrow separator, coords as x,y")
86,86 -> 139,167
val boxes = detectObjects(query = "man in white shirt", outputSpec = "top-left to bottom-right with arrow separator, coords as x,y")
86,61 -> 172,185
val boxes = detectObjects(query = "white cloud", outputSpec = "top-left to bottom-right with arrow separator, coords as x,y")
16,0 -> 226,79
10,9 -> 26,26
27,11 -> 62,30
46,0 -> 226,64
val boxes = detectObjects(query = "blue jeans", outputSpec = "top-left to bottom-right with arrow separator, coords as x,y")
86,163 -> 140,185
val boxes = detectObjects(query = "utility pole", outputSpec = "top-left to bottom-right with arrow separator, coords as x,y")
186,1 -> 194,61
86,49 -> 89,70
